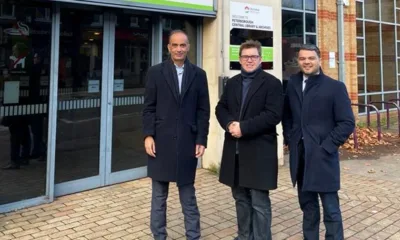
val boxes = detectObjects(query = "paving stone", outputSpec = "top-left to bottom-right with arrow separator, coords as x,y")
2,167 -> 400,239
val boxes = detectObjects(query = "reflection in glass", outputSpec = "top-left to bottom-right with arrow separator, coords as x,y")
162,16 -> 198,64
384,93 -> 398,107
55,9 -> 103,183
282,10 -> 303,81
369,95 -> 383,110
357,58 -> 364,75
397,10 -> 400,24
357,20 -> 363,37
365,22 -> 381,93
0,1 -> 51,205
356,1 -> 363,19
382,24 -> 396,91
111,13 -> 151,172
365,0 -> 379,21
282,0 -> 302,10
381,0 -> 394,23
306,14 -> 316,33
357,39 -> 364,56
358,95 -> 366,113
306,35 -> 316,45
358,76 -> 365,94
305,0 -> 316,11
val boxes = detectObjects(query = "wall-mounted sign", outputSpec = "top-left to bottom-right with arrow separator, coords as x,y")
114,79 -> 124,92
53,0 -> 216,16
4,81 -> 20,104
88,80 -> 100,93
229,1 -> 274,70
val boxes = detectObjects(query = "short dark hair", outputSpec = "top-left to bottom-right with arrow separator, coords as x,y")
168,29 -> 189,44
239,40 -> 262,57
298,44 -> 321,58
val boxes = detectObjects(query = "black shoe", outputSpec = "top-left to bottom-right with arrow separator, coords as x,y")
2,163 -> 20,170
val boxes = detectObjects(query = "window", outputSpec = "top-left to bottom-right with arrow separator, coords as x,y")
0,0 -> 51,205
282,0 -> 317,81
356,0 -> 399,114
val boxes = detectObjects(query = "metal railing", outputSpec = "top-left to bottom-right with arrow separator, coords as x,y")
370,101 -> 400,137
352,103 -> 381,150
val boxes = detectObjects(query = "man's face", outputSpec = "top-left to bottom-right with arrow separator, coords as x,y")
239,48 -> 261,72
168,32 -> 190,63
297,49 -> 320,76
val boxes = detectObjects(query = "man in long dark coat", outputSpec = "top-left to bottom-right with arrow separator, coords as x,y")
282,44 -> 355,240
142,30 -> 210,240
215,40 -> 283,240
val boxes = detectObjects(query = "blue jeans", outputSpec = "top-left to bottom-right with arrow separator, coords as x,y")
232,186 -> 272,240
150,180 -> 200,240
298,190 -> 344,240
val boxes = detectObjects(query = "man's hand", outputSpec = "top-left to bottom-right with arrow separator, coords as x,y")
144,136 -> 156,157
229,121 -> 242,138
195,144 -> 206,158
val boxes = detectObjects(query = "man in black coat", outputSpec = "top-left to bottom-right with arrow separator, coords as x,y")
215,40 -> 283,240
282,44 -> 355,240
142,30 -> 210,240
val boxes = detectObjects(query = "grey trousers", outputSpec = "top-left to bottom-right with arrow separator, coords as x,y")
232,186 -> 272,240
150,179 -> 201,240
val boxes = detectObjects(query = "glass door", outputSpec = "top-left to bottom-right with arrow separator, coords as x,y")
54,6 -> 108,196
54,7 -> 151,195
106,11 -> 150,184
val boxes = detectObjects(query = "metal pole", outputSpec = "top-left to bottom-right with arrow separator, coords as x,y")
337,0 -> 345,83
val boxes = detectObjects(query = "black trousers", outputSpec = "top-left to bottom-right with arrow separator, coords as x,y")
297,140 -> 344,240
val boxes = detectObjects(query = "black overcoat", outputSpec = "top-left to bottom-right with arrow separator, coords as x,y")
142,59 -> 210,186
216,70 -> 283,191
282,70 -> 355,192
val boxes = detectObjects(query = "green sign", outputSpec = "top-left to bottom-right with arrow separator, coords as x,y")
125,0 -> 214,11
229,45 -> 273,62
55,0 -> 215,13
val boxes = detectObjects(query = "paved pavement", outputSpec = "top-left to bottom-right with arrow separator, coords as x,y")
2,155 -> 400,239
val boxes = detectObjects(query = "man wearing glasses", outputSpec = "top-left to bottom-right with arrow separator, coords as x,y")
215,40 -> 283,240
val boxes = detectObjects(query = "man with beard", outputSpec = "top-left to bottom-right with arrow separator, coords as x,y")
282,44 -> 355,239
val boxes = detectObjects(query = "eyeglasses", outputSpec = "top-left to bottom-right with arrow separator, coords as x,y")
240,55 -> 260,61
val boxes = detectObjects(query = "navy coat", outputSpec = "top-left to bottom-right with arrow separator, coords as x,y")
216,70 -> 283,191
282,70 -> 355,192
142,59 -> 210,186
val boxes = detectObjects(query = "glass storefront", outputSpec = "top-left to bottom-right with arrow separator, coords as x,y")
55,7 -> 104,184
0,0 -> 203,212
111,12 -> 152,173
0,0 -> 51,205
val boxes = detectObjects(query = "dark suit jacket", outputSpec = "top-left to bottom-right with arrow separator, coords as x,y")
142,59 -> 210,186
282,70 -> 355,192
216,70 -> 283,190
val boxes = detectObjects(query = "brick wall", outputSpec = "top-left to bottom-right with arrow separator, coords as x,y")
318,0 -> 358,113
